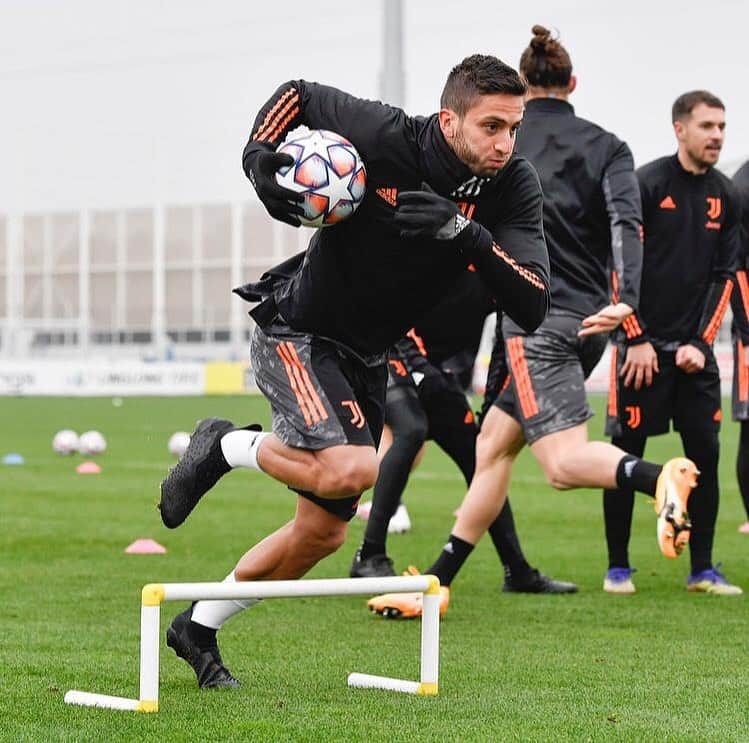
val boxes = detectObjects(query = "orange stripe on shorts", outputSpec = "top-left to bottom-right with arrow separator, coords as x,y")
506,337 -> 539,419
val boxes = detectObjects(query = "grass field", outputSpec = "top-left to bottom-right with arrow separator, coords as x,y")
2,394 -> 748,742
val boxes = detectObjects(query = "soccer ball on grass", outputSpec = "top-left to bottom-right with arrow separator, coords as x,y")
78,430 -> 107,456
52,430 -> 79,455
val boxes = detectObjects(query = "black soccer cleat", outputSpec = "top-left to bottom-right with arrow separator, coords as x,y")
166,607 -> 240,689
350,550 -> 396,578
502,568 -> 578,594
159,418 -> 252,528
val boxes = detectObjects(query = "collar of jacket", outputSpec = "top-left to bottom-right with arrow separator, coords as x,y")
418,114 -> 475,196
669,153 -> 711,180
524,97 -> 575,116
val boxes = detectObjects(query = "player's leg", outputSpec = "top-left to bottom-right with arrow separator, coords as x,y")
164,325 -> 387,685
521,331 -> 695,559
676,357 -> 741,594
367,404 -> 525,617
738,422 -> 749,527
159,328 -> 381,527
731,335 -> 749,528
166,496 -> 349,688
428,375 -> 576,593
351,383 -> 427,577
601,433 -> 646,594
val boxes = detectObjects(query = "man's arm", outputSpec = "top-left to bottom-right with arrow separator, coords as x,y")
243,80 -> 406,173
731,169 -> 749,349
579,143 -> 643,337
478,162 -> 550,333
392,166 -> 550,333
690,184 -> 740,356
241,80 -> 407,225
605,141 -> 643,311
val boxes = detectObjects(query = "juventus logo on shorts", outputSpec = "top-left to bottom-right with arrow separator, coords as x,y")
341,400 -> 366,429
625,405 -> 641,429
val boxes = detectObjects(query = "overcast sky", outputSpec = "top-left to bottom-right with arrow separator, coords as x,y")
1,0 -> 747,212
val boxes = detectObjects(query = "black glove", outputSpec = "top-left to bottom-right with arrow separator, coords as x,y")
246,151 -> 305,227
393,182 -> 471,240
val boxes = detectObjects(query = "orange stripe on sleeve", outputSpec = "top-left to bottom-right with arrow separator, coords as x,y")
406,328 -> 428,356
739,340 -> 749,402
258,104 -> 301,144
737,271 -> 749,318
252,89 -> 298,141
702,280 -> 733,345
491,243 -> 546,292
611,270 -> 620,304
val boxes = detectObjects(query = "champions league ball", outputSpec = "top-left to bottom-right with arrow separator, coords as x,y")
78,430 -> 107,456
168,431 -> 191,458
53,429 -> 79,455
276,128 -> 366,228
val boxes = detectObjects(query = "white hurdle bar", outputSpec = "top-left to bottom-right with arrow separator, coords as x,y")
64,575 -> 441,712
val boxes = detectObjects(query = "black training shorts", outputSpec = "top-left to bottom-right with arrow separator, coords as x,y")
494,312 -> 607,444
605,344 -> 722,437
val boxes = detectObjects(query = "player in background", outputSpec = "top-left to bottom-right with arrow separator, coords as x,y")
157,55 -> 552,687
602,91 -> 742,595
350,268 -> 577,594
730,160 -> 749,534
369,25 -> 697,619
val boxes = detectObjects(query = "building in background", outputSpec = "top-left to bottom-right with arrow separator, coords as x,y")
0,200 -> 306,361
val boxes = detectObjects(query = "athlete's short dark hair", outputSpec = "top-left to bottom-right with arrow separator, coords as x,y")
441,54 -> 526,116
519,25 -> 572,88
672,90 -> 725,122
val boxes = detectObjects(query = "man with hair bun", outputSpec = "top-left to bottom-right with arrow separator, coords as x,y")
602,91 -> 742,595
369,26 -> 698,619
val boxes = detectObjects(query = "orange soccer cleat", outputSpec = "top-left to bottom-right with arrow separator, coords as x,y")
654,457 -> 698,558
367,567 -> 450,619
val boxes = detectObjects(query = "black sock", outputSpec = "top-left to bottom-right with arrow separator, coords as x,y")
615,455 -> 661,496
487,499 -> 532,578
360,537 -> 387,560
737,422 -> 749,520
425,534 -> 474,587
603,487 -> 635,569
680,428 -> 720,575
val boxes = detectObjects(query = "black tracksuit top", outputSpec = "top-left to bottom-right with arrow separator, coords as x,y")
730,160 -> 749,343
241,80 -> 550,359
391,267 -> 495,376
513,98 -> 643,318
627,155 -> 740,353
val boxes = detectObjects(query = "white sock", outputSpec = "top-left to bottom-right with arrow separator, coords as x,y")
191,571 -> 260,630
220,429 -> 270,471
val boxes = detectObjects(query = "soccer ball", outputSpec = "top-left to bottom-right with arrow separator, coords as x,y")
53,429 -> 79,455
276,128 -> 366,228
78,430 -> 107,456
168,431 -> 190,458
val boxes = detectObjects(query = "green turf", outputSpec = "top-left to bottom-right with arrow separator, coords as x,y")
1,394 -> 748,741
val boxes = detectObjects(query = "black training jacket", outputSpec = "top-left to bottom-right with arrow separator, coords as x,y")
731,160 -> 749,343
626,155 -> 740,354
513,98 -> 643,318
391,267 -> 495,386
239,80 -> 550,359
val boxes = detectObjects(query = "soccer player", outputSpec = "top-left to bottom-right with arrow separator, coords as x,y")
369,26 -> 697,619
602,91 -> 742,595
158,55 -> 553,687
730,160 -> 749,534
350,268 -> 577,594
